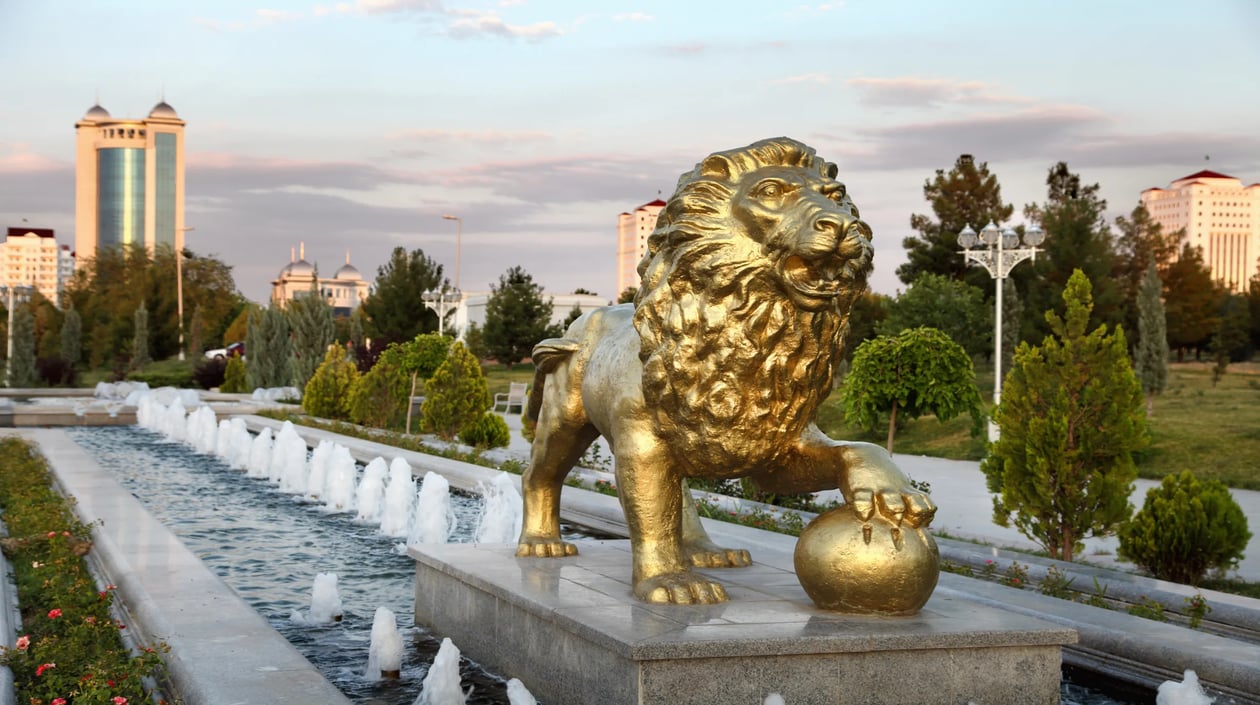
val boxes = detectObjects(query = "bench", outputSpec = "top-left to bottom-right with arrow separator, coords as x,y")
493,382 -> 528,414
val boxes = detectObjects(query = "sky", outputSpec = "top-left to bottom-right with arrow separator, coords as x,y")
2,0 -> 1259,304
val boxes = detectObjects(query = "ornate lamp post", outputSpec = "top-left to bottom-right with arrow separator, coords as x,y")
958,221 -> 1045,440
422,287 -> 461,337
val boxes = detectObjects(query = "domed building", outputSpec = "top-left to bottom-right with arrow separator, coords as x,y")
271,243 -> 370,316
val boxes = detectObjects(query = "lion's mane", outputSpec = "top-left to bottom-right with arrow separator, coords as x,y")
632,138 -> 870,477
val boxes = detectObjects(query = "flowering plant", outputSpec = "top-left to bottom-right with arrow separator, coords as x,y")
0,438 -> 169,705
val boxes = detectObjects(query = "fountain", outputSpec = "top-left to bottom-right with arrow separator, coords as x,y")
381,458 -> 416,538
324,444 -> 359,513
1156,671 -> 1212,705
307,440 -> 334,501
408,472 -> 456,546
505,679 -> 536,705
356,458 -> 389,523
366,606 -> 405,679
289,571 -> 343,624
415,638 -> 466,705
473,473 -> 521,544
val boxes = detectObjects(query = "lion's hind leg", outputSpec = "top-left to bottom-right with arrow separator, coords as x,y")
680,481 -> 752,568
517,420 -> 599,558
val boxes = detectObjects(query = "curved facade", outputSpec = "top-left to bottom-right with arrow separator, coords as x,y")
75,101 -> 186,260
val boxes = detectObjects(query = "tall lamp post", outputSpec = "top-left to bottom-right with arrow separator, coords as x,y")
422,288 -> 461,337
176,226 -> 195,361
958,221 -> 1045,440
441,214 -> 462,289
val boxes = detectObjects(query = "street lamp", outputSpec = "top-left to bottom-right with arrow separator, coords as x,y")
177,226 -> 194,361
958,221 -> 1045,440
441,214 -> 462,289
422,287 -> 461,337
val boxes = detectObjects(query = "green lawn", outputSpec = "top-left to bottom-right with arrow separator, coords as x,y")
482,363 -> 536,400
817,362 -> 1260,490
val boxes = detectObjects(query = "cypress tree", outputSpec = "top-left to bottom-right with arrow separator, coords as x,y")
132,304 -> 151,370
1134,260 -> 1168,415
245,305 -> 293,391
983,270 -> 1147,561
288,281 -> 335,391
1001,277 -> 1021,386
61,304 -> 82,366
8,304 -> 36,387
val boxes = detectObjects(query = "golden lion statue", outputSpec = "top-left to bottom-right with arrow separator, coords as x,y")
517,137 -> 936,605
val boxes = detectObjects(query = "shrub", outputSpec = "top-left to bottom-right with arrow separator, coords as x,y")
35,357 -> 77,387
348,347 -> 410,430
221,356 -> 248,393
193,357 -> 228,389
1118,470 -> 1252,584
302,345 -> 360,420
421,342 -> 490,440
125,367 -> 195,388
458,412 -> 510,449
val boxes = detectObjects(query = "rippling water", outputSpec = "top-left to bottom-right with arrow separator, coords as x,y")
66,425 -> 1136,705
68,425 -> 556,705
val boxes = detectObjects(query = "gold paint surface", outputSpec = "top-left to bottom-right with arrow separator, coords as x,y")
517,137 -> 938,612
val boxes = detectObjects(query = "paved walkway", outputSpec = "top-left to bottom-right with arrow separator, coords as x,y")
496,413 -> 1260,582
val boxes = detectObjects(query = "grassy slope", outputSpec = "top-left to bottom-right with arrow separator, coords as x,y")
817,362 -> 1260,490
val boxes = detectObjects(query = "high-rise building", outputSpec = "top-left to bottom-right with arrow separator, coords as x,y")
74,100 -> 187,262
1141,169 -> 1260,291
1,227 -> 75,306
616,199 -> 665,297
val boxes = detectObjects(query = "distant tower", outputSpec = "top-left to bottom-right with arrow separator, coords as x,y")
74,99 -> 187,261
616,199 -> 665,296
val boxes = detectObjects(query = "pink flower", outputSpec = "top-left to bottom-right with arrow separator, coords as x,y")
15,635 -> 30,650
48,608 -> 63,619
52,699 -> 66,705
47,531 -> 57,538
113,697 -> 129,705
36,662 -> 55,676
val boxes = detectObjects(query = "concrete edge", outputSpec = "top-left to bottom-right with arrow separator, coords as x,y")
12,429 -> 354,705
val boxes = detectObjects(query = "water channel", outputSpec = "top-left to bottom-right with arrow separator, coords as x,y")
64,424 -> 1136,705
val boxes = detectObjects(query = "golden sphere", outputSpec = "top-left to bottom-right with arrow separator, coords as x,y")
793,504 -> 939,614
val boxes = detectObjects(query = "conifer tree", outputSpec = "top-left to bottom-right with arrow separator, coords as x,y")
8,304 -> 36,387
483,266 -> 557,367
288,281 -> 336,391
303,344 -> 360,420
1134,260 -> 1168,415
131,304 -> 151,370
245,305 -> 292,390
420,341 -> 491,440
983,270 -> 1147,561
188,304 -> 205,360
898,154 -> 1014,288
61,304 -> 82,367
1001,277 -> 1022,386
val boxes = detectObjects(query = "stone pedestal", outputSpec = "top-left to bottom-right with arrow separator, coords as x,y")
411,540 -> 1076,705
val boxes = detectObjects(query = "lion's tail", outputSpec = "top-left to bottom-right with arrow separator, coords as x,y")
523,338 -> 581,430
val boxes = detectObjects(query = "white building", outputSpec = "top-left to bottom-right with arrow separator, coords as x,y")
270,244 -> 371,317
2,227 -> 76,306
616,199 -> 665,297
1141,169 -> 1260,291
454,291 -> 611,340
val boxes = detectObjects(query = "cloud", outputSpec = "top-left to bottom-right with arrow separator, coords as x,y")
772,73 -> 830,85
847,77 -> 1032,108
446,9 -> 562,40
188,152 -> 406,193
194,8 -> 304,31
385,128 -> 552,145
613,12 -> 653,22
662,42 -> 706,55
820,104 -> 1107,171
412,153 -> 682,204
0,143 -> 67,173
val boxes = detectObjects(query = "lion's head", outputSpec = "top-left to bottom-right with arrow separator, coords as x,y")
633,138 -> 873,475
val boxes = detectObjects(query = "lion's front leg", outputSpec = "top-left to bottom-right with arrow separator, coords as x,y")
680,480 -> 752,568
617,446 -> 730,604
757,426 -> 936,530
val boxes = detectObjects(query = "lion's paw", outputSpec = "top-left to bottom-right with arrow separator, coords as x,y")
849,487 -> 937,529
634,571 -> 729,605
683,538 -> 752,568
516,538 -> 579,558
